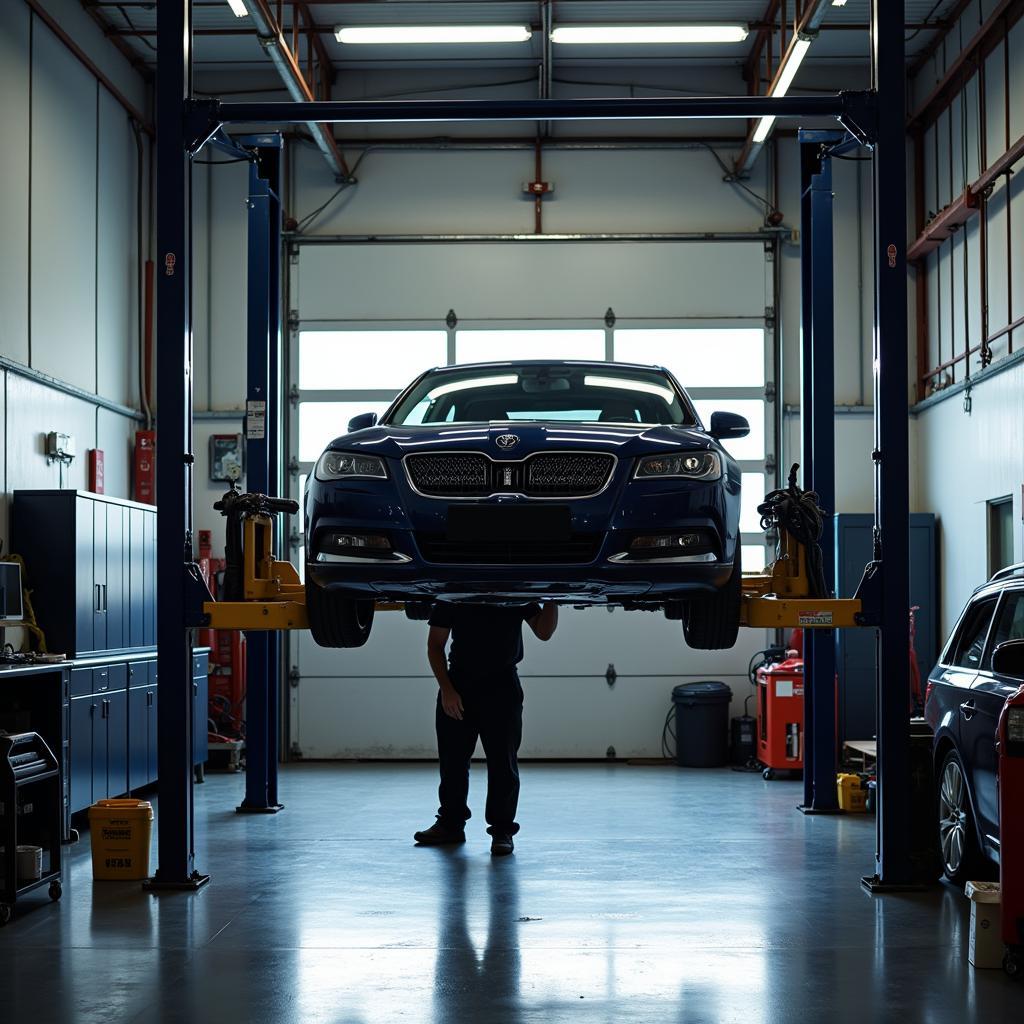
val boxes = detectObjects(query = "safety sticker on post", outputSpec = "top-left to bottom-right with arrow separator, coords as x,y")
798,610 -> 834,627
246,400 -> 267,440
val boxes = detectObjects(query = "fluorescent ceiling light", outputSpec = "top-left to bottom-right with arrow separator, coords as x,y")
225,0 -> 248,17
832,1 -> 849,6
751,35 -> 812,146
551,24 -> 749,45
335,25 -> 532,45
752,116 -> 776,145
774,36 -> 812,98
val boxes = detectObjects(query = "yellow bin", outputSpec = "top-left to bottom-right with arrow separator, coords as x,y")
837,773 -> 868,812
88,799 -> 153,880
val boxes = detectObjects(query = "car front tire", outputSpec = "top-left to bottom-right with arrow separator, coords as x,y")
682,548 -> 742,650
307,580 -> 375,648
936,750 -> 982,885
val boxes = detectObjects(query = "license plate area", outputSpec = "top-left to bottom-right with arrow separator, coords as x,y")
446,505 -> 571,543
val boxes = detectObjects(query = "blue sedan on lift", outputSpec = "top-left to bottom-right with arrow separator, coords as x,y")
303,360 -> 749,650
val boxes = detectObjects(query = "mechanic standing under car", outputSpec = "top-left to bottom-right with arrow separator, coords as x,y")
414,602 -> 558,856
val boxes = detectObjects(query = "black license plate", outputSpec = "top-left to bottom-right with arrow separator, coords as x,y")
446,505 -> 571,543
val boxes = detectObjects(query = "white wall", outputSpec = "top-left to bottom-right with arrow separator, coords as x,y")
0,2 -> 148,541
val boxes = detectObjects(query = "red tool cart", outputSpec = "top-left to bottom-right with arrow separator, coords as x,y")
757,657 -> 805,780
996,680 -> 1024,978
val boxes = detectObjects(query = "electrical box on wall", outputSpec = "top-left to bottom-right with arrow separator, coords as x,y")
45,432 -> 75,465
209,434 -> 245,483
134,430 -> 156,504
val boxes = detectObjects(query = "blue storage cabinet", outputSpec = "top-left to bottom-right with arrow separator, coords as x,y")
833,513 -> 938,744
12,491 -> 157,658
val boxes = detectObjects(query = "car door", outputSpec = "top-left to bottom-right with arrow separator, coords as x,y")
969,587 -> 1024,855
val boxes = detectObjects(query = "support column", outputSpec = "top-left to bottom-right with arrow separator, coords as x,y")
238,160 -> 283,814
864,0 -> 914,890
147,0 -> 208,890
799,136 -> 839,814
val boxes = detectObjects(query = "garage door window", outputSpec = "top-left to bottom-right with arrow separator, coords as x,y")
613,328 -> 764,388
298,330 -> 446,390
456,329 -> 605,363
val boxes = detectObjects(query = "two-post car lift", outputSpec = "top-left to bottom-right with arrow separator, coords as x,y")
152,1 -> 913,894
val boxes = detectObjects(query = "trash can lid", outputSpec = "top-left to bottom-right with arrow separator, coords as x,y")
672,681 -> 733,703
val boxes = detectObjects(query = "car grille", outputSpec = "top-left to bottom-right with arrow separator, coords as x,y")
405,452 -> 614,498
415,533 -> 602,565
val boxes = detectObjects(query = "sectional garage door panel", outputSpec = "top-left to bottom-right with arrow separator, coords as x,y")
295,242 -> 768,322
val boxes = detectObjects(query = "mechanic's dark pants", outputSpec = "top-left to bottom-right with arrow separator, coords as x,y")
436,672 -> 523,837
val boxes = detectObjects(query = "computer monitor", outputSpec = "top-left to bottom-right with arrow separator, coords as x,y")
0,562 -> 24,623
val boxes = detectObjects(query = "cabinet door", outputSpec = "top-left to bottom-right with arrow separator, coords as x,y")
106,506 -> 127,650
93,501 -> 108,652
128,508 -> 145,648
93,698 -> 110,800
106,689 -> 129,798
75,498 -> 94,656
143,511 -> 156,646
69,696 -> 95,813
147,688 -> 159,784
128,686 -> 149,791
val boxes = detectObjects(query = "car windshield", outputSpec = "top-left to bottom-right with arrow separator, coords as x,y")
385,365 -> 695,426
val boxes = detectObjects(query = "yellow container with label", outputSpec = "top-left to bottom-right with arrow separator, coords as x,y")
837,773 -> 868,812
88,799 -> 153,880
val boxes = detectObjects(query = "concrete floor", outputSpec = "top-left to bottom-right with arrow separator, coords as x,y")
0,763 -> 1018,1023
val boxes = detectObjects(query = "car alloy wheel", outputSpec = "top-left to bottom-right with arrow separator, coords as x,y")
938,757 -> 969,877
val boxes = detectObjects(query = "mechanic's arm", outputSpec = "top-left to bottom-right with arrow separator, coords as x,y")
528,603 -> 559,641
427,625 -> 464,720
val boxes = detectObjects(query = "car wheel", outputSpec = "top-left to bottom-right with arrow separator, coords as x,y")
306,581 -> 375,648
682,548 -> 742,650
936,750 -> 982,885
404,601 -> 433,622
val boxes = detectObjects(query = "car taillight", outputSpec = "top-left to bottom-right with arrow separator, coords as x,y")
1009,707 -> 1024,744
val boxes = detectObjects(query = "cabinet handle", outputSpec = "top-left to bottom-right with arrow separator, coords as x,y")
147,691 -> 154,707
103,699 -> 109,719
102,584 -> 108,612
95,584 -> 102,612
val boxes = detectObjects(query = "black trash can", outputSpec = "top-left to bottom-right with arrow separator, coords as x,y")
671,681 -> 733,767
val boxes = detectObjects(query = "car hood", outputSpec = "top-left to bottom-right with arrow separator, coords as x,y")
326,422 -> 716,460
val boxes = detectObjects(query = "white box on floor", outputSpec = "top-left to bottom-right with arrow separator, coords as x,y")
965,880 -> 1002,968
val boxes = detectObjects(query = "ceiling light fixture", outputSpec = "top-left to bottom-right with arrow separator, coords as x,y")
750,35 -> 812,145
831,1 -> 849,6
225,0 -> 249,17
334,25 -> 532,45
551,24 -> 749,45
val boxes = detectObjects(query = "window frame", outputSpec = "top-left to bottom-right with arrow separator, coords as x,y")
948,594 -> 1000,671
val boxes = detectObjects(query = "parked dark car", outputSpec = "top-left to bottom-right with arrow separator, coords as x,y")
304,360 -> 749,650
924,563 -> 1024,883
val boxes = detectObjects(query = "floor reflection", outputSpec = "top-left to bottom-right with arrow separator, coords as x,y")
432,852 -> 522,1024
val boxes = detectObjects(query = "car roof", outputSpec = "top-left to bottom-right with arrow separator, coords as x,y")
423,359 -> 671,375
969,563 -> 1024,599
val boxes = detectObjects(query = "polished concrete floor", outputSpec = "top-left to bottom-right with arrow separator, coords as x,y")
0,763 -> 1019,1023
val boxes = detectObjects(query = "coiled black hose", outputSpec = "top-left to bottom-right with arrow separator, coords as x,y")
756,464 -> 830,599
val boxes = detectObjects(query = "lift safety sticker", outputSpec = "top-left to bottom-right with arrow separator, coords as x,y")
798,611 -> 834,627
246,400 -> 266,440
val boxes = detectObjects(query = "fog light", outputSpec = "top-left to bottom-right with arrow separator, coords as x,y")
631,533 -> 703,551
325,533 -> 392,552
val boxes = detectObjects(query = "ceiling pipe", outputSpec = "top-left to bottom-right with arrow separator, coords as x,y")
239,0 -> 351,180
735,0 -> 834,175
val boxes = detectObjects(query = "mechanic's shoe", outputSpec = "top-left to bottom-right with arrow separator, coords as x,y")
490,834 -> 514,857
413,821 -> 466,846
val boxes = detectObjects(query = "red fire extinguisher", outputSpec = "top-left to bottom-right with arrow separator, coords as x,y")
996,681 -> 1024,977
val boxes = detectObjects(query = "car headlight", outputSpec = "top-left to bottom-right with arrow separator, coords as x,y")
314,451 -> 388,481
635,452 -> 721,481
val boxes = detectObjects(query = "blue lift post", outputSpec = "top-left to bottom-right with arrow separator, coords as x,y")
799,132 -> 840,815
864,0 -> 913,891
158,0 -> 912,889
238,137 -> 285,815
148,0 -> 207,890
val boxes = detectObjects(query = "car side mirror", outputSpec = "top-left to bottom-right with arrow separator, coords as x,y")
347,412 -> 378,433
709,411 -> 750,440
992,639 -> 1024,679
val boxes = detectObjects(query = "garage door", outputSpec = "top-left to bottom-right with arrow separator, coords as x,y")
286,241 -> 774,759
